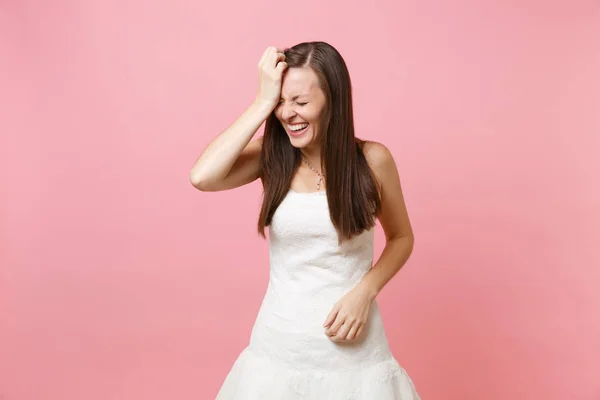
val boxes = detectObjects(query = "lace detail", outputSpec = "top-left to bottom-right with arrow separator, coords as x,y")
216,191 -> 420,399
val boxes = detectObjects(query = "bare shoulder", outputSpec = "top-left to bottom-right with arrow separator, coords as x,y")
361,140 -> 413,239
361,140 -> 397,180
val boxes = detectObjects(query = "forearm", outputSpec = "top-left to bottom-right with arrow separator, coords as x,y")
358,235 -> 415,299
189,100 -> 273,185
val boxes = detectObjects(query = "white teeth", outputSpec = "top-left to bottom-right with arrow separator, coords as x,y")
289,123 -> 308,132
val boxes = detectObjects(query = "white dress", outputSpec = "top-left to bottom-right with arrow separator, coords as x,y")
216,189 -> 420,399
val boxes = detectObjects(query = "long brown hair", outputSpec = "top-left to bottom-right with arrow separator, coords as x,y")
257,41 -> 381,244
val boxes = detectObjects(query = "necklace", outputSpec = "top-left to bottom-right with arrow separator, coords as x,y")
300,154 -> 325,191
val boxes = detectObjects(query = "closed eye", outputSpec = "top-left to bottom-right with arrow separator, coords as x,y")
277,100 -> 308,106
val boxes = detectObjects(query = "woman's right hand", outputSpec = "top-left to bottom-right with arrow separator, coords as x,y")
255,46 -> 288,109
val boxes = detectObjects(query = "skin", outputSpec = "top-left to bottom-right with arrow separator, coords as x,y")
275,65 -> 414,344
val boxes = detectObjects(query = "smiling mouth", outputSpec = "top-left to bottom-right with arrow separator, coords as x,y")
288,123 -> 309,136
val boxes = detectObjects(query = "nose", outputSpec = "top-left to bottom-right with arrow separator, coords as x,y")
280,103 -> 297,121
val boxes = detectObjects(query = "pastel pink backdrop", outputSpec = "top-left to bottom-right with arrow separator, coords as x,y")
1,0 -> 599,399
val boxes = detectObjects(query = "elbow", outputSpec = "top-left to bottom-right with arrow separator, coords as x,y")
388,233 -> 414,253
403,233 -> 415,251
407,235 -> 415,254
189,171 -> 211,191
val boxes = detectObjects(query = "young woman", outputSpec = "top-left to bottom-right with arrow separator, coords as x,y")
190,42 -> 420,399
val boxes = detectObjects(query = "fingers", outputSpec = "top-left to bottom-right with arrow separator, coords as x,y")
345,324 -> 360,341
275,60 -> 288,74
259,46 -> 286,69
333,320 -> 352,341
326,314 -> 345,336
275,52 -> 286,63
323,306 -> 339,328
355,325 -> 364,339
324,301 -> 368,343
269,50 -> 286,70
327,318 -> 364,343
259,46 -> 283,63
274,52 -> 287,74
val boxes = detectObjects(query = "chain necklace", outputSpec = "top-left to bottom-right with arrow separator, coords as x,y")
300,154 -> 325,191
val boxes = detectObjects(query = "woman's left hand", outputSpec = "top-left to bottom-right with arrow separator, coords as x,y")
323,283 -> 376,343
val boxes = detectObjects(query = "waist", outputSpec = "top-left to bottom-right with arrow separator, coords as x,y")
248,291 -> 390,370
267,265 -> 371,296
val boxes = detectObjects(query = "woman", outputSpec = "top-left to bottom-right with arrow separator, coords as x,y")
190,41 -> 420,399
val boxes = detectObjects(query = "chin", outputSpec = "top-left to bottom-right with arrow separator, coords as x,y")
287,136 -> 314,149
286,130 -> 315,148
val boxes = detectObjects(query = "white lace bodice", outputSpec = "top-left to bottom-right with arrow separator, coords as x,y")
268,189 -> 375,300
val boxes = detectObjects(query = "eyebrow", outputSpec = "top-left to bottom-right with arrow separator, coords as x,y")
280,94 -> 309,100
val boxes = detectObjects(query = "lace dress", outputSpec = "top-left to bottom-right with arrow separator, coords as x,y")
216,189 -> 421,399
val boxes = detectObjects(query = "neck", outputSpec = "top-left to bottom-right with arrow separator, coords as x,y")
300,146 -> 321,171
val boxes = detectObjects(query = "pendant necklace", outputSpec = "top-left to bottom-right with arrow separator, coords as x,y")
300,154 -> 325,191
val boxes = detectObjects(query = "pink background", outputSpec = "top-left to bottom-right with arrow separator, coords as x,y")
1,0 -> 599,399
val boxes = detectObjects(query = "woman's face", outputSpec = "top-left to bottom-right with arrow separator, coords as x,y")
275,67 -> 327,149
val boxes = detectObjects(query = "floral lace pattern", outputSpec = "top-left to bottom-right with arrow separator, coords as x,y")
216,190 -> 420,399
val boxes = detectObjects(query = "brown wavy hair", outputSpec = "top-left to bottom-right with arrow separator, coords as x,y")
257,41 -> 381,244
